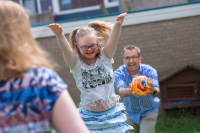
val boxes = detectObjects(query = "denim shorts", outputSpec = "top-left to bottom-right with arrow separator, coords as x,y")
78,103 -> 133,133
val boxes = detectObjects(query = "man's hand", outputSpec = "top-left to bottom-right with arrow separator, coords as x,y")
129,83 -> 139,97
146,87 -> 159,97
129,88 -> 139,97
119,86 -> 139,97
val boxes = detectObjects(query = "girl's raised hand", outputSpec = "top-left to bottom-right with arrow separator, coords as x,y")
116,12 -> 127,25
47,23 -> 63,36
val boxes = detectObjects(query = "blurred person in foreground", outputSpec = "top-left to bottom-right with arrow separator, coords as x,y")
114,45 -> 160,133
0,1 -> 90,133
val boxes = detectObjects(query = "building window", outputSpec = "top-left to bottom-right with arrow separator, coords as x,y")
40,0 -> 52,12
188,0 -> 200,2
23,0 -> 38,15
59,0 -> 104,11
12,0 -> 20,3
59,0 -> 72,10
108,0 -> 118,2
12,0 -> 52,15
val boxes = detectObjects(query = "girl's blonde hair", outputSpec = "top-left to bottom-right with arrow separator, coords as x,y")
69,20 -> 113,64
0,0 -> 54,81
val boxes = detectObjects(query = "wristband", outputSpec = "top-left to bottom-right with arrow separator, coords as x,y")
153,89 -> 157,95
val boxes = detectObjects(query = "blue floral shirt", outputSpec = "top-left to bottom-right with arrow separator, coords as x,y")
0,66 -> 67,133
114,63 -> 160,124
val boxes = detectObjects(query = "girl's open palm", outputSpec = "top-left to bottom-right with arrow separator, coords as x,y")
116,12 -> 127,25
47,24 -> 63,35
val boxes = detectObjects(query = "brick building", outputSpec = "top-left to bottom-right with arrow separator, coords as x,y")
32,2 -> 200,115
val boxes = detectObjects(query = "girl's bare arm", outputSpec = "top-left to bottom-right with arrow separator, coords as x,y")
52,90 -> 90,133
103,12 -> 127,60
47,24 -> 76,70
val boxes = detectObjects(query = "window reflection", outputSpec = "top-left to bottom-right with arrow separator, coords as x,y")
59,0 -> 72,10
59,0 -> 103,11
188,0 -> 200,2
23,0 -> 38,15
12,0 -> 20,4
40,0 -> 52,12
108,0 -> 118,2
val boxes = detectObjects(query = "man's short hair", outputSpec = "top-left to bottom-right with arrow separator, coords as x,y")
121,45 -> 141,57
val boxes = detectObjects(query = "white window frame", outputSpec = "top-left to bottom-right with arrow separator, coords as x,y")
18,0 -> 23,5
52,0 -> 119,15
36,0 -> 42,14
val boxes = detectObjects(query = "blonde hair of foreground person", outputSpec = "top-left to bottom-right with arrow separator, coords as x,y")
0,1 -> 90,133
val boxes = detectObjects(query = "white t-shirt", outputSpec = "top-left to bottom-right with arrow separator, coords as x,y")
132,73 -> 140,78
71,48 -> 119,109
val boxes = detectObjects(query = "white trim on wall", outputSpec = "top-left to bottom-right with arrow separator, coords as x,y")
31,3 -> 200,39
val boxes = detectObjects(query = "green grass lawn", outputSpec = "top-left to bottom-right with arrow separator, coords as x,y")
52,103 -> 200,132
51,116 -> 200,133
155,117 -> 200,133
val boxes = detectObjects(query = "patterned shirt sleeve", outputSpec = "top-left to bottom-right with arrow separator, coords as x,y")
114,67 -> 128,93
0,67 -> 68,132
37,67 -> 68,121
146,67 -> 159,88
41,68 -> 68,108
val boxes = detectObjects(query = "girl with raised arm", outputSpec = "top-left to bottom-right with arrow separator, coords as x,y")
48,13 -> 133,132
